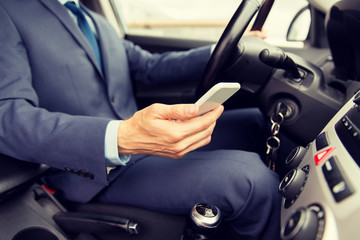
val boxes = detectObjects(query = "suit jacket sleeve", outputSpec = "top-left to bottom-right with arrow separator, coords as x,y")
0,4 -> 110,185
123,40 -> 212,85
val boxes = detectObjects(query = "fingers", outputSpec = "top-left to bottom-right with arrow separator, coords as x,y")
117,103 -> 224,158
173,105 -> 223,137
148,103 -> 223,122
153,105 -> 222,158
244,28 -> 268,39
169,122 -> 217,158
147,103 -> 223,139
155,103 -> 199,121
127,121 -> 217,159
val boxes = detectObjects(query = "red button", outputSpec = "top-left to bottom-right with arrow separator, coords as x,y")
314,148 -> 334,165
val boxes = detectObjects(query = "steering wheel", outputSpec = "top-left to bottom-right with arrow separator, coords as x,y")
196,0 -> 265,96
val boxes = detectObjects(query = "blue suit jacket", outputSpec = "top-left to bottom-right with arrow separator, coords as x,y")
0,0 -> 211,202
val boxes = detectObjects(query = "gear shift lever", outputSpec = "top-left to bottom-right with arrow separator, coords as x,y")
182,203 -> 221,240
259,48 -> 301,79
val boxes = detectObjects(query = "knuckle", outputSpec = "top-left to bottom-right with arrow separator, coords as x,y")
199,137 -> 211,148
171,106 -> 182,118
170,105 -> 186,121
168,132 -> 183,143
206,127 -> 214,136
202,126 -> 214,139
170,143 -> 186,154
201,121 -> 212,131
147,104 -> 160,115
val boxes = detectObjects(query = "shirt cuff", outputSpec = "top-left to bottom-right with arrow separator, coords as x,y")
105,120 -> 131,167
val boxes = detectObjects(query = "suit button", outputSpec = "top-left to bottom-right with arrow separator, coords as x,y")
86,172 -> 95,180
111,96 -> 115,103
78,170 -> 87,177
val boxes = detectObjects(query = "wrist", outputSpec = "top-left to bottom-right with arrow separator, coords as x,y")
117,119 -> 134,155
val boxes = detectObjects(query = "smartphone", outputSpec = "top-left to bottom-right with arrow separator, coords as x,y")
195,82 -> 241,116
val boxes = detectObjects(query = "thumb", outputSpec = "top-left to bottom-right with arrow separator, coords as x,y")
160,104 -> 199,121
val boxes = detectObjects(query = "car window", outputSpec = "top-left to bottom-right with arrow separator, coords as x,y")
111,0 -> 310,48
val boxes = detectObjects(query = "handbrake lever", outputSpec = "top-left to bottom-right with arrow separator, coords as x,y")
53,211 -> 140,236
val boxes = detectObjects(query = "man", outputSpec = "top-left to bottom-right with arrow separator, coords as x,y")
0,0 -> 281,239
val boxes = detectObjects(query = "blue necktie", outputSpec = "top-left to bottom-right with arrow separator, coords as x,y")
65,1 -> 102,70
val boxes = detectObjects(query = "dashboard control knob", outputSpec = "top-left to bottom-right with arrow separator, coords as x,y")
281,208 -> 319,240
285,146 -> 307,169
279,168 -> 307,200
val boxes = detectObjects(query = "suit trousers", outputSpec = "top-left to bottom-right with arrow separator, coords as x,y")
95,108 -> 282,240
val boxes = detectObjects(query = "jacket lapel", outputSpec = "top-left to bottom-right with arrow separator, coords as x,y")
39,0 -> 103,77
82,6 -> 108,80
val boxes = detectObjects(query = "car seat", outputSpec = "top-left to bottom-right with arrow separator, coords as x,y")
0,154 -> 231,240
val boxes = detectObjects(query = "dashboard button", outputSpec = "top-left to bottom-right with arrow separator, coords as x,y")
314,147 -> 334,166
316,132 -> 329,151
322,157 -> 354,202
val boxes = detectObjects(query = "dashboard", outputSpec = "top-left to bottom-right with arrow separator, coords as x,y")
279,91 -> 360,239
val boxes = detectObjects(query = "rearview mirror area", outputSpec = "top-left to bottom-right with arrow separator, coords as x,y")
287,7 -> 311,42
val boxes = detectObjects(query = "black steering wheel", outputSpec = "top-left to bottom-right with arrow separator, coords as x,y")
196,0 -> 265,96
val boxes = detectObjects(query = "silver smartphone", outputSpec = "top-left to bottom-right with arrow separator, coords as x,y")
195,82 -> 241,116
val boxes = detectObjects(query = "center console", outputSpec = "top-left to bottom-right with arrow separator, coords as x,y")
280,91 -> 360,239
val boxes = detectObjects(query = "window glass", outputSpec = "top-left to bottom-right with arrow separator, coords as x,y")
112,0 -> 310,47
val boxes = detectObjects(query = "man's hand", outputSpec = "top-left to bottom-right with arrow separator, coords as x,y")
245,28 -> 268,39
117,103 -> 224,159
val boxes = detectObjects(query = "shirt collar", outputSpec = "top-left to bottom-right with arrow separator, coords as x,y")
58,0 -> 80,6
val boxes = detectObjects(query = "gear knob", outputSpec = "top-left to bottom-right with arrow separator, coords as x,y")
182,203 -> 221,240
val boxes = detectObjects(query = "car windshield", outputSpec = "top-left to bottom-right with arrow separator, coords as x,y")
113,0 -> 310,47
